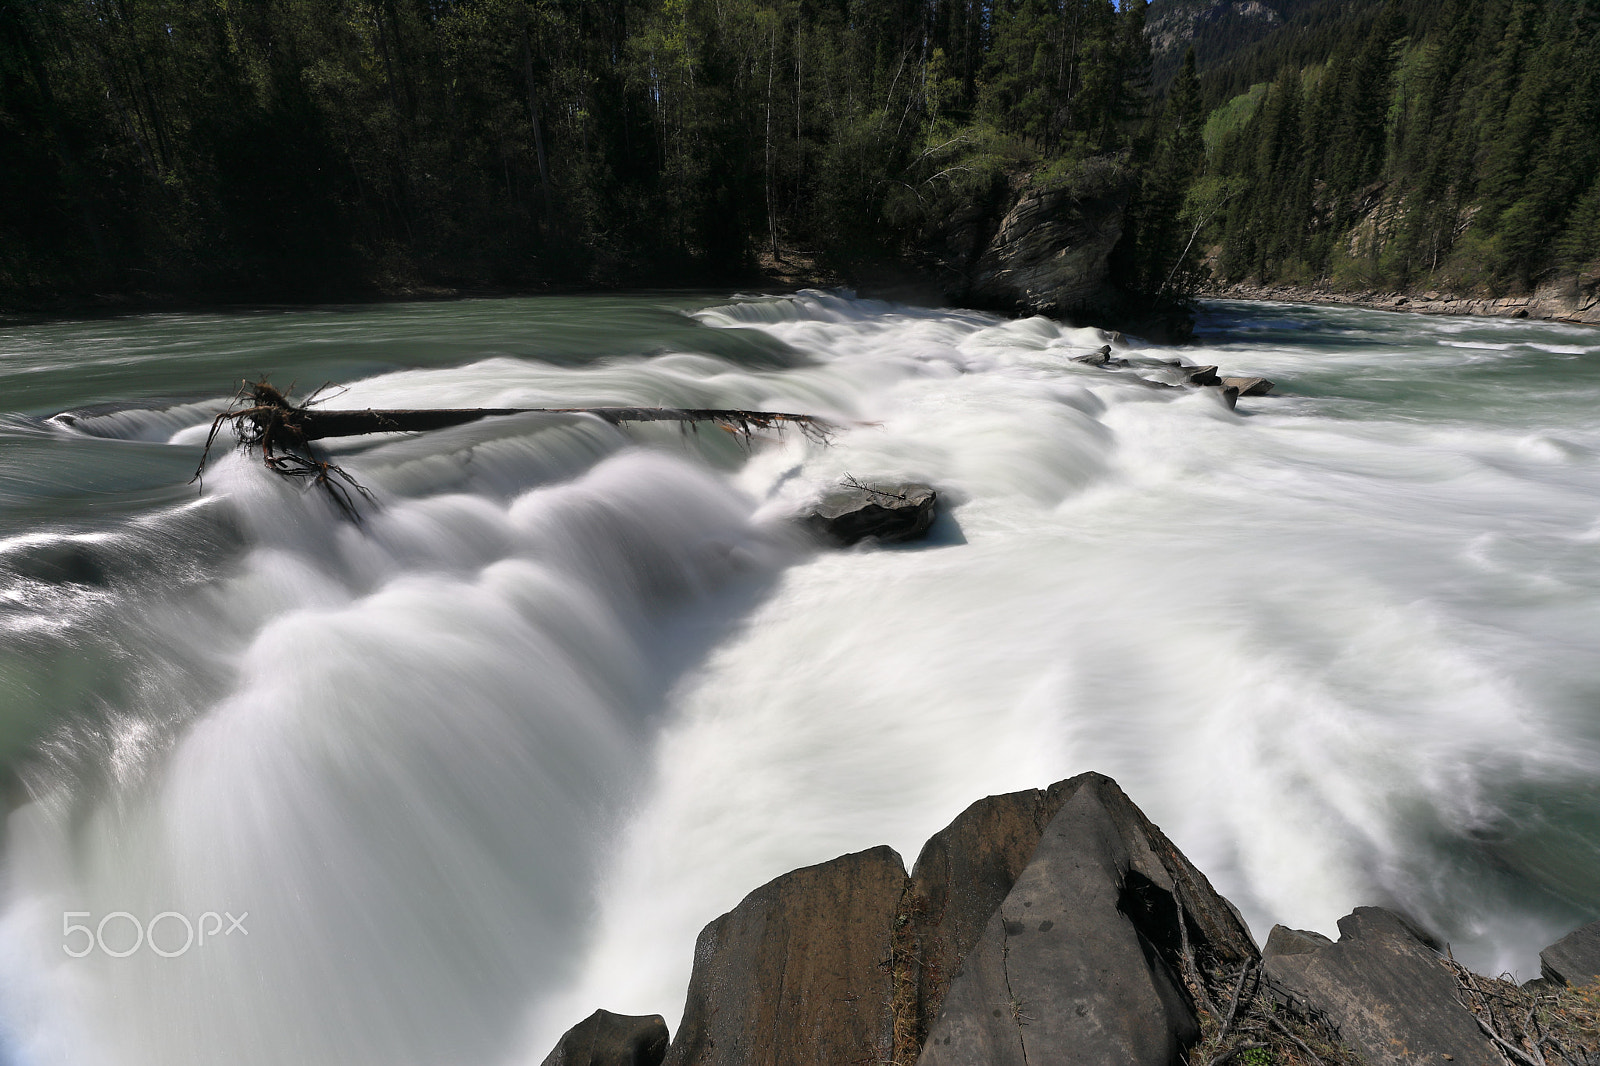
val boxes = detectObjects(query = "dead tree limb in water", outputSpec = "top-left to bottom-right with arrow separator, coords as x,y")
193,378 -> 835,519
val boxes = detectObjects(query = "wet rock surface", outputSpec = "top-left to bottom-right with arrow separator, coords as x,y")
804,482 -> 938,545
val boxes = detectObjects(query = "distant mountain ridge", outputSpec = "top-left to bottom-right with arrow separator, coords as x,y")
1144,0 -> 1304,90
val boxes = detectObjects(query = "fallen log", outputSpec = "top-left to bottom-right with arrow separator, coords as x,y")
195,379 -> 835,520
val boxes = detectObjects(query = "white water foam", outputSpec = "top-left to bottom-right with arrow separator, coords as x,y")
5,293 -> 1600,1066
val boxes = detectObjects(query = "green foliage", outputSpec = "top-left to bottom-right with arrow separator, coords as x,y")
1202,83 -> 1268,155
1193,0 -> 1600,293
0,0 -> 1167,301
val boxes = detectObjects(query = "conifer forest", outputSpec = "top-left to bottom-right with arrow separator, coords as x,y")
0,0 -> 1595,304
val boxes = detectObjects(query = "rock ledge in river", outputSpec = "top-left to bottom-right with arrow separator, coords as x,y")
804,482 -> 938,545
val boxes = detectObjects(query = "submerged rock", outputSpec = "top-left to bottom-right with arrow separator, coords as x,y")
1541,919 -> 1600,986
804,482 -> 938,545
1263,907 -> 1499,1066
540,1010 -> 670,1066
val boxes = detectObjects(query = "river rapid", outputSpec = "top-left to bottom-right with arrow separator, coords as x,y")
2,292 -> 1599,1065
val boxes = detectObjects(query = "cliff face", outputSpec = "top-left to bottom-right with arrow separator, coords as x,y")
905,169 -> 1192,341
930,181 -> 1131,321
924,174 -> 1132,323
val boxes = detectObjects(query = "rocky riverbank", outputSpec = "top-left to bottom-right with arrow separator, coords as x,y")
543,773 -> 1600,1066
1204,275 -> 1600,327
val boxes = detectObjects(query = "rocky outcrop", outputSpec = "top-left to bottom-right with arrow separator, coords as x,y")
919,782 -> 1204,1066
1541,919 -> 1600,987
916,164 -> 1192,341
544,776 -> 1600,1066
908,782 -> 1078,1035
957,182 -> 1130,321
657,773 -> 1257,1066
662,846 -> 909,1066
1263,908 -> 1500,1066
541,1010 -> 671,1066
804,482 -> 939,545
1208,273 -> 1600,326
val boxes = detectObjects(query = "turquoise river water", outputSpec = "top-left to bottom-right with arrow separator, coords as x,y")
2,292 -> 1599,1065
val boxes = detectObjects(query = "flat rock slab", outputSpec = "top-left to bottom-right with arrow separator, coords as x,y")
804,483 -> 938,545
1541,919 -> 1600,986
541,1010 -> 670,1066
1221,376 -> 1274,397
1263,908 -> 1500,1066
664,846 -> 909,1066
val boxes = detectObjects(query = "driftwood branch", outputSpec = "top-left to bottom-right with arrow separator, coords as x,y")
194,378 -> 835,520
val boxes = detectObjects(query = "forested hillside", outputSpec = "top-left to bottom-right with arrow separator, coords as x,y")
1190,0 -> 1600,295
0,0 -> 1187,304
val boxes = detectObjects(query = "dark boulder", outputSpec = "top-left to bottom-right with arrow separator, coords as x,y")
1184,365 -> 1222,386
1221,376 -> 1275,397
909,781 -> 1078,1035
804,483 -> 938,545
663,846 -> 910,1066
1540,919 -> 1600,986
915,774 -> 1256,1066
1263,907 -> 1500,1066
540,1010 -> 670,1066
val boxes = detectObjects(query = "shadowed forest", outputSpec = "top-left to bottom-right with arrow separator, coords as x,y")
1,0 -> 1595,307
0,0 -> 1172,301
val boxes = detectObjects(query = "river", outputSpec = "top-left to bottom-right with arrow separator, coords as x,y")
2,292 -> 1599,1065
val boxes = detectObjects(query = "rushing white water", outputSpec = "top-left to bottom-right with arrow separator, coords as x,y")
4,292 -> 1600,1065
